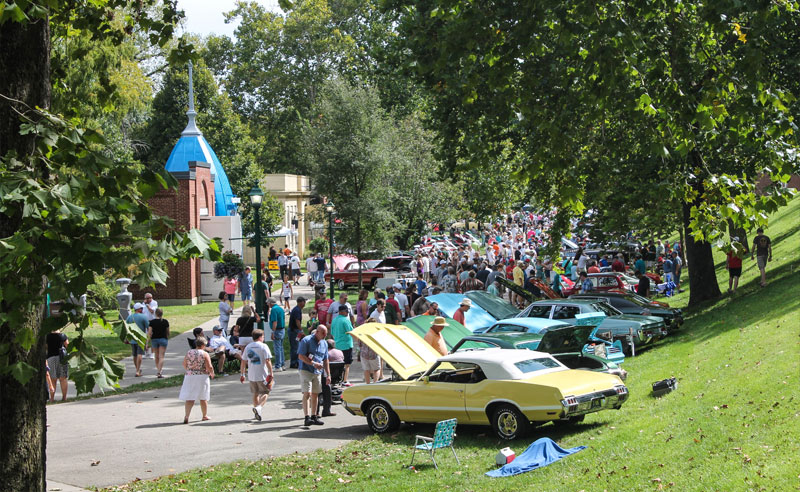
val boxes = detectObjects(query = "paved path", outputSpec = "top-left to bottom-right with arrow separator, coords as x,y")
46,275 -> 373,489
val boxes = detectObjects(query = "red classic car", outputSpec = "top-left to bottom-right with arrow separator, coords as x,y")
324,255 -> 414,289
562,272 -> 632,296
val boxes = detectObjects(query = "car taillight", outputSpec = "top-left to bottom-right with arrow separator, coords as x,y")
614,385 -> 628,395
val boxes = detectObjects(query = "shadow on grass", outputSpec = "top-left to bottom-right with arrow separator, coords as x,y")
655,259 -> 799,347
377,421 -> 605,451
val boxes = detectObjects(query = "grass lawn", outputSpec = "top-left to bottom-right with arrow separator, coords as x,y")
65,303 -> 220,361
105,198 -> 800,491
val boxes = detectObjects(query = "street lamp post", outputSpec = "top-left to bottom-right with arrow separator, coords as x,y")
325,202 -> 335,297
249,185 -> 265,333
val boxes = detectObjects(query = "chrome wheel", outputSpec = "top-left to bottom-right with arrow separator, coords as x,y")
366,402 -> 400,433
492,404 -> 528,440
497,411 -> 518,437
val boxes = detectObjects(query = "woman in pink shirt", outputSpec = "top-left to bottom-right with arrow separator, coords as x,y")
224,276 -> 238,309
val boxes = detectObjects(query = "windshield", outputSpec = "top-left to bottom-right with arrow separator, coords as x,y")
467,291 -> 521,319
515,341 -> 541,351
624,292 -> 655,306
590,302 -> 622,316
514,357 -> 562,373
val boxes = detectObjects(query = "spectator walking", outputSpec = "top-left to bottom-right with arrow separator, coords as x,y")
289,297 -> 306,369
224,276 -> 238,309
330,304 -> 355,384
45,330 -> 69,401
126,303 -> 149,377
579,271 -> 593,294
239,266 -> 253,309
298,326 -> 331,427
635,271 -> 651,297
369,299 -> 387,323
327,292 -> 353,326
268,297 -> 286,371
313,253 -> 327,284
235,305 -> 261,348
358,328 -> 381,384
217,291 -> 233,335
453,298 -> 471,326
290,252 -> 302,285
240,329 -> 273,421
148,308 -> 170,378
727,243 -> 744,294
142,293 -> 158,359
355,289 -> 369,326
277,252 -> 288,282
306,254 -> 318,286
751,227 -> 773,287
671,251 -> 683,291
179,336 -> 214,423
281,275 -> 293,310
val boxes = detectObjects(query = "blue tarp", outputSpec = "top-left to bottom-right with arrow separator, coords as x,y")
485,438 -> 586,477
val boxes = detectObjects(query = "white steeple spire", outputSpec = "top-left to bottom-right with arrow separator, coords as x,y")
181,61 -> 202,136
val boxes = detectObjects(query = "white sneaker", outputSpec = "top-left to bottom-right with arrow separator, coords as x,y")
253,406 -> 262,421
145,352 -> 155,359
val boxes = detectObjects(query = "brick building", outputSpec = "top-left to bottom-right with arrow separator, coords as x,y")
132,63 -> 241,305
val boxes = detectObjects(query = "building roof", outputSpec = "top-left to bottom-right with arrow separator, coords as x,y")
164,62 -> 237,217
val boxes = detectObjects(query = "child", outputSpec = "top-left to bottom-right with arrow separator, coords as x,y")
304,309 -> 319,338
281,275 -> 293,310
218,291 -> 233,335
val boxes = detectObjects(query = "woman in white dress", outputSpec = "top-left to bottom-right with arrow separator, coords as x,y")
179,337 -> 214,423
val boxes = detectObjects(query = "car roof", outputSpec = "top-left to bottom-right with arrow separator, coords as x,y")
437,348 -> 564,380
463,332 -> 543,343
494,317 -> 571,329
532,299 -> 597,306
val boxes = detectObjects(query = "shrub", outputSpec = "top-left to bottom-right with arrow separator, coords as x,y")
213,251 -> 245,280
308,237 -> 328,255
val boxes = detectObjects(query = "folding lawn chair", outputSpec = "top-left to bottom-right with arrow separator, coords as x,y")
409,418 -> 460,470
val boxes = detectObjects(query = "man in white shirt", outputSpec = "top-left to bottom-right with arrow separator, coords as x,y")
207,325 -> 241,374
240,329 -> 273,421
327,292 -> 354,326
305,254 -> 318,286
290,253 -> 302,285
142,293 -> 158,358
393,284 -> 410,320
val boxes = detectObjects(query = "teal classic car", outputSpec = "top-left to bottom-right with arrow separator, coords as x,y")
451,327 -> 627,381
517,299 -> 667,354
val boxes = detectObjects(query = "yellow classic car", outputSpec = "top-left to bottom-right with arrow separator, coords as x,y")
343,323 -> 629,439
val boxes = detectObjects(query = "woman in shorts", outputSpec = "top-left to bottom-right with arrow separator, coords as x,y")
178,337 -> 214,423
281,275 -> 293,310
235,305 -> 260,348
148,308 -> 170,378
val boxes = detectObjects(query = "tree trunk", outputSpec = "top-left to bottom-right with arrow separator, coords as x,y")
682,200 -> 721,306
0,15 -> 52,492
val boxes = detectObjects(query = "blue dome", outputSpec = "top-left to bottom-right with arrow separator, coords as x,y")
165,134 -> 237,217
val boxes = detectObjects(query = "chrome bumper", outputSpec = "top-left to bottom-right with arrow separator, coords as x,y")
561,385 -> 629,416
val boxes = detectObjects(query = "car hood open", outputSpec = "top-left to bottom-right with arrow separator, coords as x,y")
402,315 -> 473,351
350,323 -> 441,380
536,326 -> 599,354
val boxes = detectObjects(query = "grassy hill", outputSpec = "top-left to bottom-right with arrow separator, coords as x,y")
109,197 -> 800,492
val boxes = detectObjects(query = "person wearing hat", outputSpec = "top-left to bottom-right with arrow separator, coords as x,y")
331,303 -> 355,384
208,325 -> 242,375
126,303 -> 149,377
453,298 -> 471,326
424,317 -> 449,356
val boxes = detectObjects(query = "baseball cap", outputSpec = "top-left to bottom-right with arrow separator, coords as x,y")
338,304 -> 349,312
212,325 -> 222,332
133,302 -> 144,311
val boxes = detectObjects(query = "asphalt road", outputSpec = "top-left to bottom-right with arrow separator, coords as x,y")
46,276 -> 375,489
46,367 -> 371,489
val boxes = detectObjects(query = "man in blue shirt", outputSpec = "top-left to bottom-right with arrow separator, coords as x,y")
330,304 -> 354,384
414,274 -> 427,297
298,325 -> 331,427
125,303 -> 149,377
579,272 -> 594,294
239,267 -> 253,308
268,298 -> 286,371
288,297 -> 306,369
